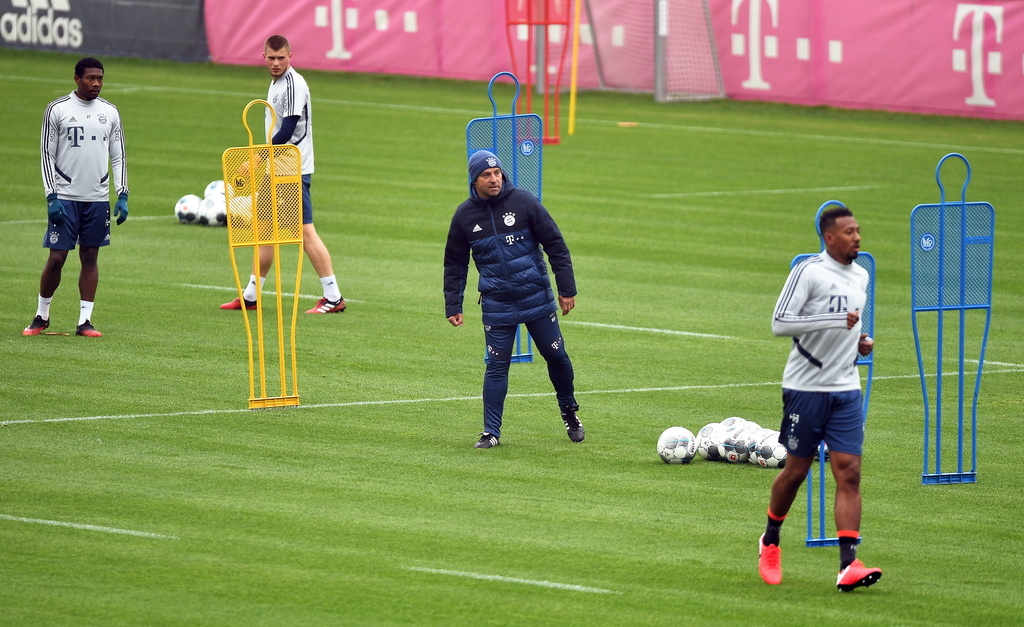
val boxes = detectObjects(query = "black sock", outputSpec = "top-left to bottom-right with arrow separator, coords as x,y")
839,537 -> 858,570
764,515 -> 784,546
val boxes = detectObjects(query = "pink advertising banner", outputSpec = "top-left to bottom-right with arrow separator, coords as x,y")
717,0 -> 1024,119
205,0 -> 1024,120
205,0 -> 514,82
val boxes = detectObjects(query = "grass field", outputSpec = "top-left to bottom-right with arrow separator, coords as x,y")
1,47 -> 1023,625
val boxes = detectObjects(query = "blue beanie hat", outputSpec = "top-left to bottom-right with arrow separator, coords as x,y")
468,150 -> 502,183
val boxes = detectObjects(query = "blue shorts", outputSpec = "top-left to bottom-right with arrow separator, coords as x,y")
43,200 -> 110,250
301,174 -> 313,225
779,388 -> 864,457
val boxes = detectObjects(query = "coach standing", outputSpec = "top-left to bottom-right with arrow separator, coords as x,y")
757,206 -> 882,591
24,57 -> 129,338
443,150 -> 584,449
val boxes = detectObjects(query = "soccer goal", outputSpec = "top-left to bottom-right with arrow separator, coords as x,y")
572,0 -> 724,102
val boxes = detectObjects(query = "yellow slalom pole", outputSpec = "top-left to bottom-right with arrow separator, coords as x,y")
568,0 -> 582,136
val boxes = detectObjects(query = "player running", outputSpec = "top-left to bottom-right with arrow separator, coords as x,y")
757,206 -> 882,591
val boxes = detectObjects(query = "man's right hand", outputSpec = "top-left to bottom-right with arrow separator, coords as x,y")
46,194 -> 67,225
846,309 -> 861,329
447,313 -> 463,327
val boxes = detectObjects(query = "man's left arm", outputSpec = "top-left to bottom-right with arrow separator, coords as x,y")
272,116 -> 299,145
109,110 -> 129,224
531,201 -> 576,299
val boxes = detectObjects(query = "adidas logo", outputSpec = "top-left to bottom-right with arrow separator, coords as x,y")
1,0 -> 84,48
472,224 -> 482,232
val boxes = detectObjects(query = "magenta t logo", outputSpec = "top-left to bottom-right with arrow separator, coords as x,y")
731,0 -> 779,90
953,3 -> 1004,107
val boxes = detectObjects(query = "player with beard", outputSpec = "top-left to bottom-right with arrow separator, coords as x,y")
443,150 -> 583,449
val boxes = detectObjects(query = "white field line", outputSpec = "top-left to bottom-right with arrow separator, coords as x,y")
642,185 -> 879,199
402,566 -> 620,594
0,513 -> 178,540
181,283 -> 362,304
3,73 -> 1021,156
2,369 -> 1021,426
564,320 -> 738,340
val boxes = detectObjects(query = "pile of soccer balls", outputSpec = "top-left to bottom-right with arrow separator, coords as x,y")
657,417 -> 790,468
175,179 -> 227,226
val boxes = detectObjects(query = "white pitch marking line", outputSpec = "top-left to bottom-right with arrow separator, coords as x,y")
642,185 -> 878,199
3,73 -> 1021,156
403,566 -> 620,594
181,283 -> 361,304
3,369 -> 1022,426
565,320 -> 738,340
0,514 -> 178,540
967,359 -> 1024,368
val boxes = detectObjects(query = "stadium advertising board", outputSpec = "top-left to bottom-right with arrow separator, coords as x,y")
0,0 -> 208,61
718,0 -> 1024,120
198,0 -> 1022,120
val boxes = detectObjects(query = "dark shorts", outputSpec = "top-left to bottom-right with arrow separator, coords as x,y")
43,200 -> 110,250
301,174 -> 313,225
779,388 -> 864,457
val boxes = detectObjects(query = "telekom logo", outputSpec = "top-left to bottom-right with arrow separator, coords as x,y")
315,0 -> 420,61
952,4 -> 1003,107
731,0 -> 778,90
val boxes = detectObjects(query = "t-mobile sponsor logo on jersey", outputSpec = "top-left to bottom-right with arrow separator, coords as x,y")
1,0 -> 83,48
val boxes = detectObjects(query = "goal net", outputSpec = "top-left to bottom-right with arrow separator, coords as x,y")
571,0 -> 724,101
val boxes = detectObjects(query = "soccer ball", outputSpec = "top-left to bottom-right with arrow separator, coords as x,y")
719,416 -> 750,431
697,422 -> 723,461
719,426 -> 758,463
657,426 -> 698,464
814,440 -> 830,462
752,432 -> 787,468
204,179 -> 225,199
197,194 -> 227,226
174,194 -> 201,224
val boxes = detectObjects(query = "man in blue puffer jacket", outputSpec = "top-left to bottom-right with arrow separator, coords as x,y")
444,150 -> 583,449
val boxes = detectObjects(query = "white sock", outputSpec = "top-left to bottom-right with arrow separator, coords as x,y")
320,275 -> 342,302
242,275 -> 266,301
79,300 -> 94,326
36,295 -> 52,320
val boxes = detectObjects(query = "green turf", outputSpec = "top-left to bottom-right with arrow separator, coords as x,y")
1,47 -> 1023,625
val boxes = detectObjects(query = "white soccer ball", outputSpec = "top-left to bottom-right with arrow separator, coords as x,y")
719,426 -> 758,463
752,431 -> 787,468
719,416 -> 750,431
174,194 -> 201,224
814,440 -> 830,462
697,422 -> 723,461
657,426 -> 698,464
197,194 -> 227,226
204,179 -> 225,198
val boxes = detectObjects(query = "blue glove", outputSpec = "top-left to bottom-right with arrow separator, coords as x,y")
114,193 -> 129,225
46,194 -> 67,225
